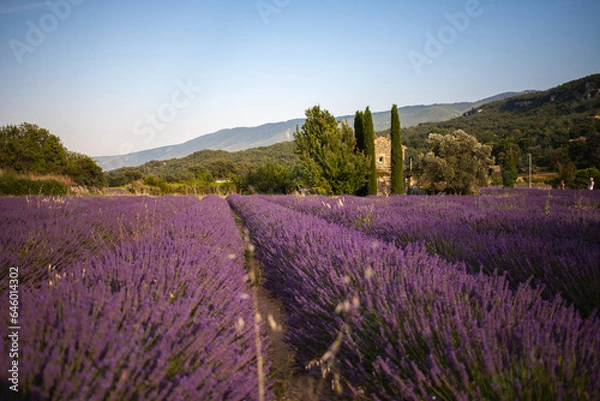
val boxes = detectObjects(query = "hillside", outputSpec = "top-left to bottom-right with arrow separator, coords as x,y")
106,74 -> 600,189
401,74 -> 600,166
105,141 -> 299,186
95,93 -> 521,171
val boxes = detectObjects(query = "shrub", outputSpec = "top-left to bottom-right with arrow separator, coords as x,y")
0,171 -> 68,195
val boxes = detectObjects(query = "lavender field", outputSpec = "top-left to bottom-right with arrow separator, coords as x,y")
1,196 -> 270,401
2,190 -> 600,400
229,189 -> 600,400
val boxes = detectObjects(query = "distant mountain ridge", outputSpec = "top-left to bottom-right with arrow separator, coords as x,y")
95,92 -> 525,171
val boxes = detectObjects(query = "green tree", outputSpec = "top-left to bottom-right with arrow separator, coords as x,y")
65,152 -> 107,188
187,165 -> 213,182
390,104 -> 404,194
235,163 -> 294,194
142,175 -> 174,195
547,147 -> 576,186
363,107 -> 378,195
353,111 -> 368,196
501,153 -> 518,188
294,105 -> 368,195
354,111 -> 365,153
575,167 -> 600,190
422,129 -> 494,195
585,132 -> 600,169
0,123 -> 68,174
106,168 -> 143,187
207,159 -> 238,179
0,123 -> 106,188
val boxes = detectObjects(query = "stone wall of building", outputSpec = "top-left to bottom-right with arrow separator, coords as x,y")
373,136 -> 409,195
374,137 -> 391,173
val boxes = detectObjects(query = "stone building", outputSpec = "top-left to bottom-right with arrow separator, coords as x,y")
374,137 -> 392,173
373,136 -> 408,195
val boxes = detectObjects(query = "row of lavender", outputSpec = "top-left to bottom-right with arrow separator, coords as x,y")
266,189 -> 600,318
228,194 -> 600,400
1,196 -> 185,290
1,196 -> 269,400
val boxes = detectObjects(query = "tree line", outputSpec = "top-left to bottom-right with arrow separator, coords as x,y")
6,74 -> 597,196
294,105 -> 406,195
107,105 -> 498,196
0,123 -> 106,195
294,104 -> 493,196
401,74 -> 600,189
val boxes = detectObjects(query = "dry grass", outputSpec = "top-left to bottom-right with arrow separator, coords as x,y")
0,168 -> 76,186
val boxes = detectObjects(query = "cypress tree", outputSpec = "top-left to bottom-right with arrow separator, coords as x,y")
363,106 -> 378,195
353,111 -> 368,196
354,111 -> 365,153
390,104 -> 404,194
501,153 -> 518,188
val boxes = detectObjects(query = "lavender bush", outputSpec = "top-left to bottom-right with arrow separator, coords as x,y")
1,195 -> 270,401
0,196 -> 189,291
228,194 -> 600,400
266,189 -> 600,317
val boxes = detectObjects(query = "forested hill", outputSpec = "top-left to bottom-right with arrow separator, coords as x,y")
400,73 -> 600,168
106,141 -> 299,186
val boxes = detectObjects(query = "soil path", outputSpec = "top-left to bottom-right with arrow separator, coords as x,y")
233,208 -> 353,400
250,255 -> 350,400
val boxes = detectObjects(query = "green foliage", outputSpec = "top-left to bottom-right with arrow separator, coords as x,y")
363,107 -> 378,195
501,154 -> 518,188
106,168 -> 143,187
401,74 -> 600,170
353,111 -> 368,196
575,168 -> 599,190
126,175 -> 174,195
144,175 -> 174,194
422,130 -> 494,195
547,147 -> 577,185
64,152 -> 107,187
0,123 -> 67,174
569,131 -> 600,170
0,123 -> 106,189
105,142 -> 299,187
0,171 -> 68,195
390,104 -> 404,194
235,163 -> 295,194
294,105 -> 368,195
354,111 -> 365,153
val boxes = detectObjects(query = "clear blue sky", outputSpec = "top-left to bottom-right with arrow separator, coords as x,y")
1,0 -> 599,157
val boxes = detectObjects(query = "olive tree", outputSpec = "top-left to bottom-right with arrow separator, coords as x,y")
421,129 -> 494,195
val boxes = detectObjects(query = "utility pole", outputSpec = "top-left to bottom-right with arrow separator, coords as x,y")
408,157 -> 413,189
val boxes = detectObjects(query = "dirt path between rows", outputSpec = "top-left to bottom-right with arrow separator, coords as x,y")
249,253 -> 350,400
233,207 -> 354,400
